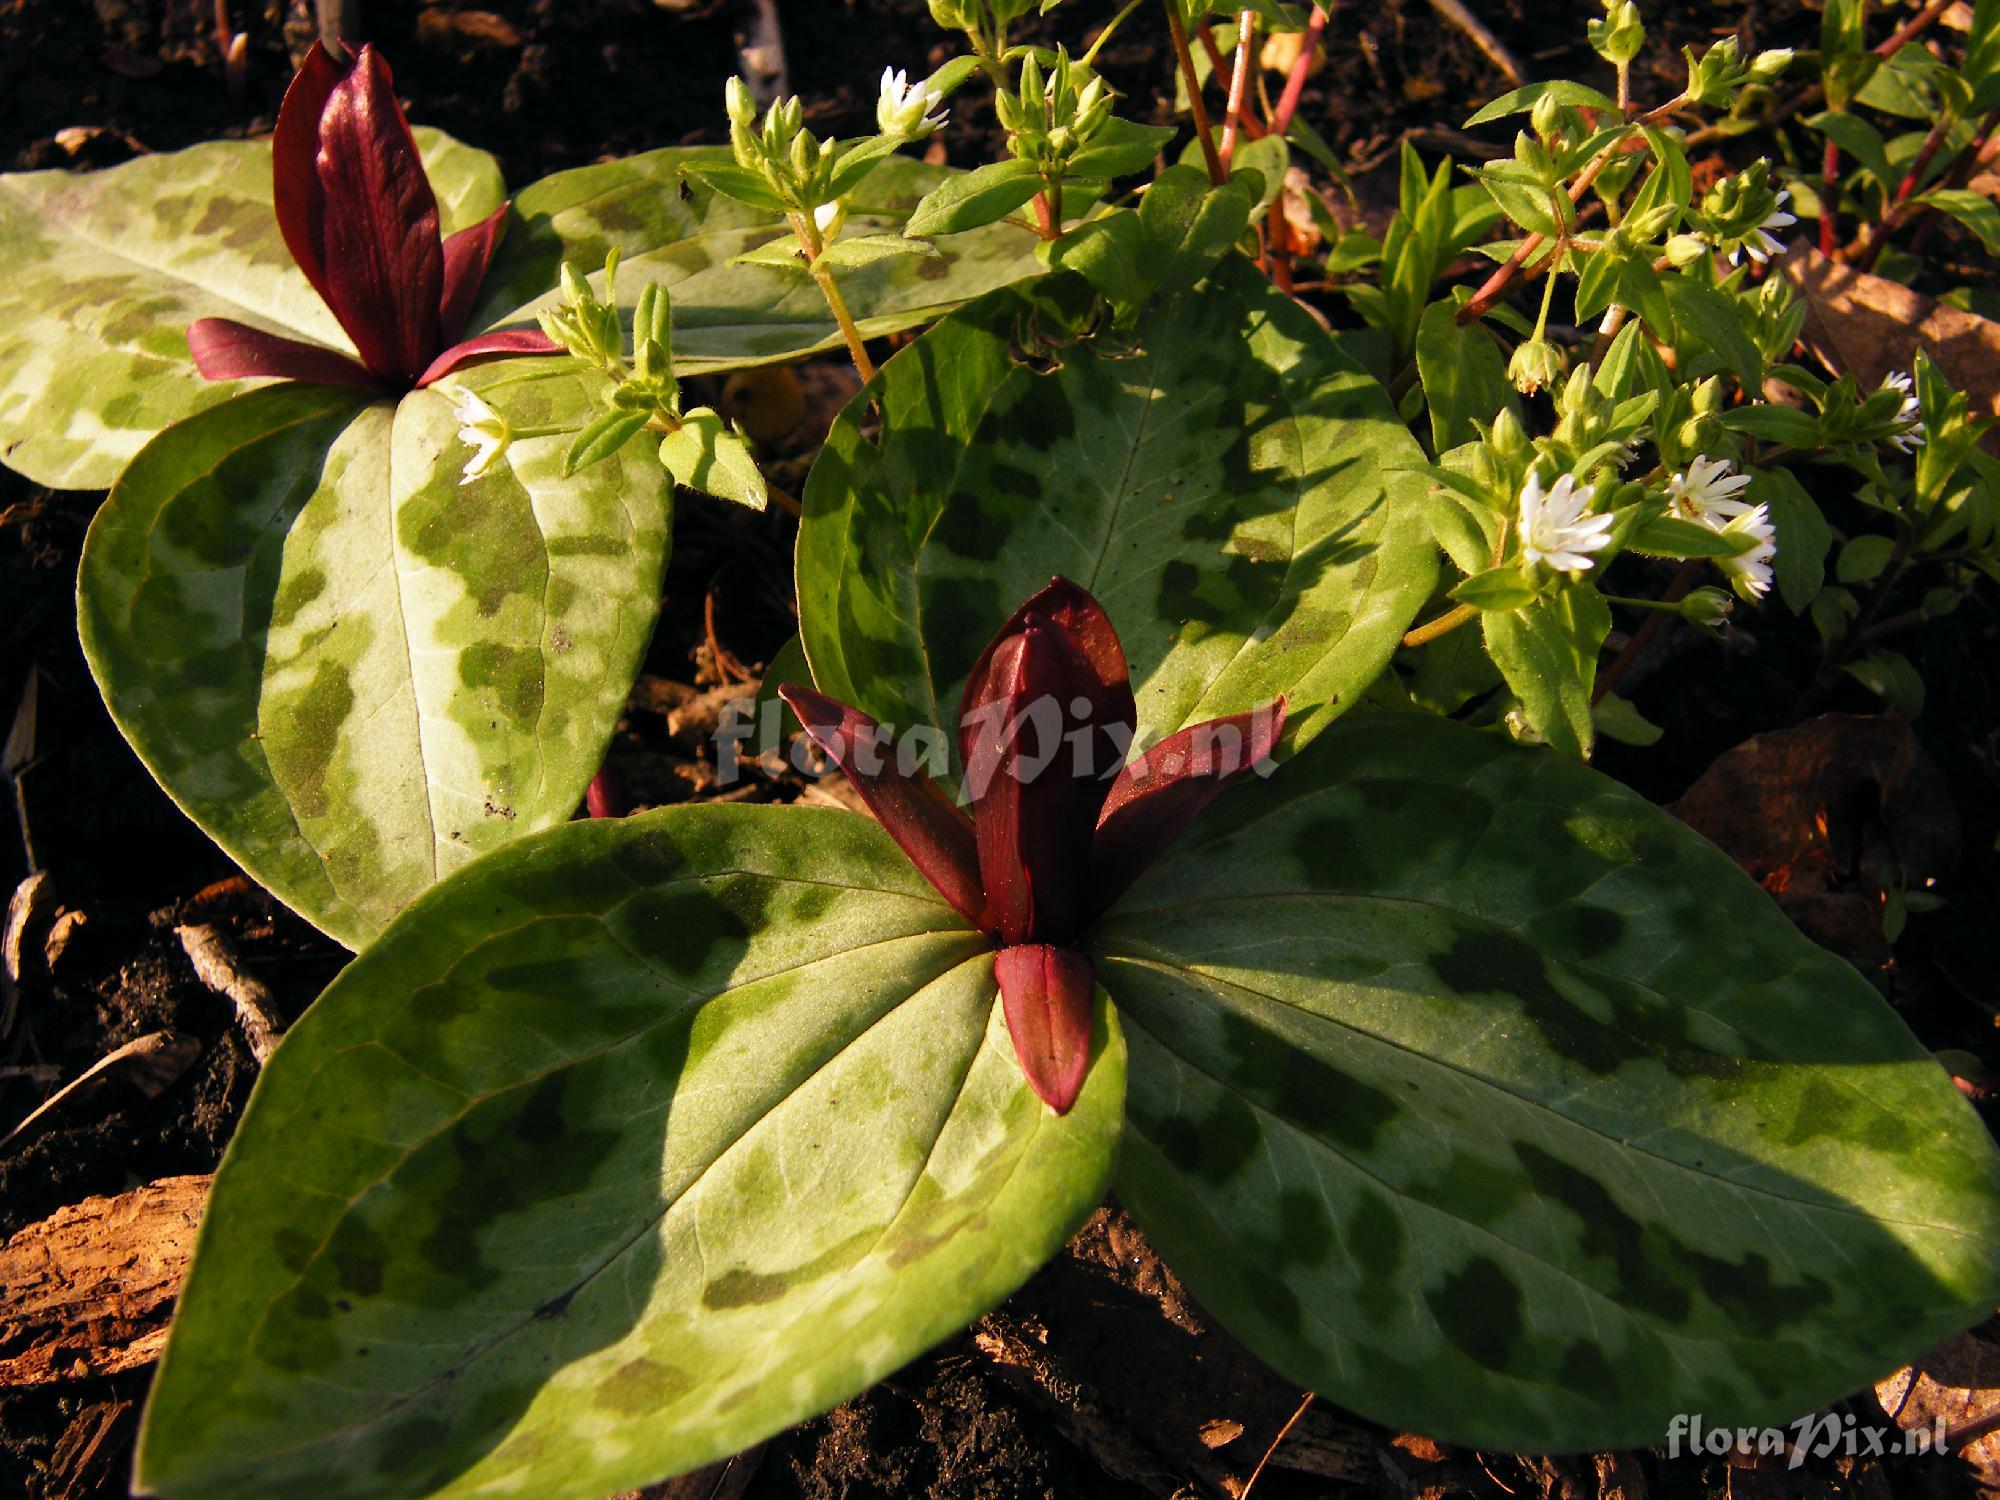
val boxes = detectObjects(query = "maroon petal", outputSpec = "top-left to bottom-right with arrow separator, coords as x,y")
438,201 -> 510,345
1091,699 -> 1287,913
993,944 -> 1096,1114
312,45 -> 444,381
779,684 -> 988,929
963,623 -> 1093,945
271,40 -> 344,311
186,318 -> 381,390
415,328 -> 563,388
958,576 -> 1135,786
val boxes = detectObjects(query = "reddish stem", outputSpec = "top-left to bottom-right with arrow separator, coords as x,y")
1270,5 -> 1329,140
1592,560 -> 1702,706
1165,0 -> 1227,185
1875,0 -> 1955,57
1819,135 -> 1841,256
1220,9 -> 1257,169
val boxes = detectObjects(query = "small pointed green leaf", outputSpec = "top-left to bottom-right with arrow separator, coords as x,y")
1069,119 -> 1178,179
797,258 -> 1438,768
659,407 -> 768,511
1098,710 -> 2000,1453
1628,513 -> 1753,558
1416,298 -> 1517,453
817,233 -> 943,269
1464,80 -> 1620,128
904,158 -> 1047,237
137,805 -> 1125,1498
77,361 -> 672,947
563,406 -> 653,476
1481,585 -> 1609,756
1449,563 -> 1540,611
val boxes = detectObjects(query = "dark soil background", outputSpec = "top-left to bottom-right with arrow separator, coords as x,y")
1,1 -> 1996,1498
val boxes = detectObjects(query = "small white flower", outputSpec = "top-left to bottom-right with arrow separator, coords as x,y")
1727,188 -> 1796,265
1714,502 -> 1777,600
877,66 -> 947,139
1518,471 -> 1615,576
813,200 -> 843,234
442,383 -> 508,484
1882,370 -> 1927,453
1667,453 -> 1755,521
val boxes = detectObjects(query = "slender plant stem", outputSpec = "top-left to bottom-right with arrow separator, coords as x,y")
1877,0 -> 1955,56
1270,5 -> 1330,139
1164,0 -> 1227,184
1402,602 -> 1478,649
1221,9 -> 1258,169
1454,101 -> 1679,326
810,265 -> 877,382
1819,134 -> 1842,256
1591,558 -> 1701,705
1856,111 -> 1955,269
1081,0 -> 1147,67
1032,188 -> 1058,240
1906,105 -> 2000,256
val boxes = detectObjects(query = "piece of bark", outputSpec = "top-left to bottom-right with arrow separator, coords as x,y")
46,1399 -> 136,1500
177,922 -> 284,1065
0,1174 -> 209,1386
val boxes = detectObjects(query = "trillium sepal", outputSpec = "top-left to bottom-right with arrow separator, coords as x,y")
186,42 -> 557,394
780,575 -> 1283,1113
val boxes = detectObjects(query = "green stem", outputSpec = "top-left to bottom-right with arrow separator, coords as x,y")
1082,0 -> 1147,67
811,265 -> 878,383
1401,602 -> 1478,649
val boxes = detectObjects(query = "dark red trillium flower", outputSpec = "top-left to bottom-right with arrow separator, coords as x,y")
187,42 -> 557,393
780,578 -> 1284,1115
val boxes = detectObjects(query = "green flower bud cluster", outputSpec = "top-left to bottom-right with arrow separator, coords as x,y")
1588,0 -> 1644,66
1683,37 -> 1792,109
1692,158 -> 1795,265
1508,337 -> 1567,396
997,48 -> 1111,169
726,77 -> 845,214
539,251 -> 626,374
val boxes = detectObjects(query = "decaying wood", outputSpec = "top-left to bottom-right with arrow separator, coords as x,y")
0,1174 -> 209,1386
3,867 -> 55,1037
45,1398 -> 136,1500
176,922 -> 283,1065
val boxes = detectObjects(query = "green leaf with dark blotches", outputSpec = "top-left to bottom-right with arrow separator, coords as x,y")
0,129 -> 504,490
136,805 -> 1124,1499
796,258 -> 1438,769
77,360 -> 672,948
1099,710 -> 2000,1453
474,150 -> 1049,375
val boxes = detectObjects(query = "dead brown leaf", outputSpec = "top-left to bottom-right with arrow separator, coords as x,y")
1671,714 -> 1957,966
1780,246 -> 2000,453
1875,1329 -> 2000,1492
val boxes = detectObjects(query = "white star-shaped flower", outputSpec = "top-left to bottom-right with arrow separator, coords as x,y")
1519,472 -> 1615,576
1714,502 -> 1777,600
1727,188 -> 1795,265
1882,370 -> 1927,453
441,383 -> 509,485
877,67 -> 947,139
1667,453 -> 1755,521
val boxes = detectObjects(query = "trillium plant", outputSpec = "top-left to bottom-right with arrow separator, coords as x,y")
2,1 -> 1999,1497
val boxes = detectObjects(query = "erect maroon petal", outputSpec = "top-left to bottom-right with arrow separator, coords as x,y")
958,576 -> 1135,789
1090,699 -> 1287,914
437,201 -> 510,345
963,623 -> 1092,946
271,40 -> 344,311
779,684 -> 988,929
312,44 -> 444,381
186,318 -> 382,390
993,944 -> 1096,1115
415,328 -> 563,388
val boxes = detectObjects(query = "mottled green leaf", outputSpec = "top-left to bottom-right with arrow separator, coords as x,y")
1099,710 -> 2000,1452
136,806 -> 1124,1498
77,359 -> 672,948
0,130 -> 504,490
477,151 -> 1047,372
797,258 -> 1438,768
